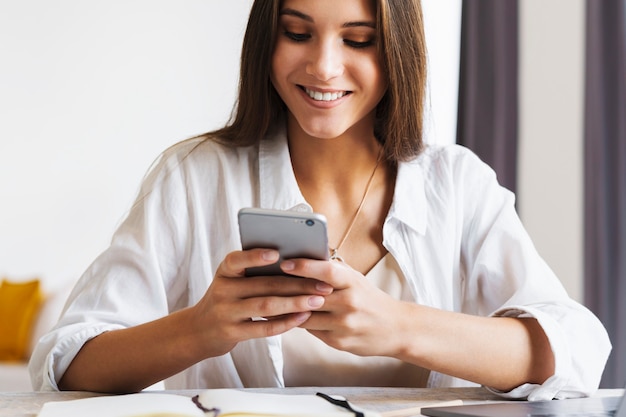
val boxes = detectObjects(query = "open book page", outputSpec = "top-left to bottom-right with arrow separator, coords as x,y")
37,389 -> 381,417
37,392 -> 204,417
195,389 -> 380,417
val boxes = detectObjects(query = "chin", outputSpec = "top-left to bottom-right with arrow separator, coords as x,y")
287,111 -> 359,140
299,121 -> 351,140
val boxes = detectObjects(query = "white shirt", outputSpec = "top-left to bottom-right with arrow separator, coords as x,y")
29,122 -> 611,400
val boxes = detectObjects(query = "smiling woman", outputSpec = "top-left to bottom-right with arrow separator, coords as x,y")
28,0 -> 609,401
210,0 -> 427,162
270,0 -> 386,144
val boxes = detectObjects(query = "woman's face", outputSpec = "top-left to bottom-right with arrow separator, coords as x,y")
270,0 -> 387,140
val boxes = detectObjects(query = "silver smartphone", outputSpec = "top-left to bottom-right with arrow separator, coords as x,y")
238,207 -> 329,276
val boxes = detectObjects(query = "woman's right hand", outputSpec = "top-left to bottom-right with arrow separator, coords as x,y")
59,249 -> 332,393
190,248 -> 334,358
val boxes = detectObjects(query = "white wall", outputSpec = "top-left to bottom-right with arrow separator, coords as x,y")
518,0 -> 586,302
0,1 -> 253,290
421,0 -> 462,146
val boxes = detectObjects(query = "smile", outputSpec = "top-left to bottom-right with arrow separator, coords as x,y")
303,87 -> 350,102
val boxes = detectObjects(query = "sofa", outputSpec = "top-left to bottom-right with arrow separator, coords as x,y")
0,278 -> 74,392
0,278 -> 165,392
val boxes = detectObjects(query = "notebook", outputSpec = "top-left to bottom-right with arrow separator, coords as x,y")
37,389 -> 382,417
421,389 -> 625,417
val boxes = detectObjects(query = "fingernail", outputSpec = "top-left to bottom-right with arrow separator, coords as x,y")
316,282 -> 333,293
262,250 -> 278,261
281,260 -> 295,271
308,295 -> 325,308
293,312 -> 311,323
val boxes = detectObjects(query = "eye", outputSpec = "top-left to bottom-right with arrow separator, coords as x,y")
284,31 -> 311,42
344,39 -> 374,49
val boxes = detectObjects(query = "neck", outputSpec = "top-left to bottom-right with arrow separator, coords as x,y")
283,115 -> 396,272
287,115 -> 382,188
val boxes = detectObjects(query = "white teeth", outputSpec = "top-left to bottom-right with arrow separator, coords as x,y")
305,88 -> 347,101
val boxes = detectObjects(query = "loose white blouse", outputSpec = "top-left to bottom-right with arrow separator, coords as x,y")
29,122 -> 611,400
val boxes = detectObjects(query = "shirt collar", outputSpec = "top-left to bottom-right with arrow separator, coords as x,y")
258,122 -> 311,212
388,159 -> 428,235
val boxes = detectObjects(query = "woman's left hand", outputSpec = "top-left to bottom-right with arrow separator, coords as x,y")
280,257 -> 557,392
280,258 -> 409,358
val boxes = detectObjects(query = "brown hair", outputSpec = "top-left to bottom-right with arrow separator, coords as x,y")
208,0 -> 427,163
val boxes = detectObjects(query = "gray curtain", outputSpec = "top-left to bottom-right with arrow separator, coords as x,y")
456,0 -> 519,194
584,0 -> 626,388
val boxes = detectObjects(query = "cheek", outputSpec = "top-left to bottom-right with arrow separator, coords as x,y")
369,60 -> 388,98
270,45 -> 291,90
269,62 -> 285,101
374,73 -> 388,100
356,61 -> 387,98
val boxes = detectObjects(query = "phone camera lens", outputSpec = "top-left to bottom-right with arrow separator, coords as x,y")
305,219 -> 315,226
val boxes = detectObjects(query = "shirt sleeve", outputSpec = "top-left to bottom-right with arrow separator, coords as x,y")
453,148 -> 611,400
28,147 -> 194,391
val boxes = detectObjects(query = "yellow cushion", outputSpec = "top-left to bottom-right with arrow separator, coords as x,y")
0,279 -> 43,361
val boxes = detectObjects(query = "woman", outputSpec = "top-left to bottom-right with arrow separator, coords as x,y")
30,0 -> 610,400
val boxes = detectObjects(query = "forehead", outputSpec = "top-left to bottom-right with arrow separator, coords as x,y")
278,0 -> 377,23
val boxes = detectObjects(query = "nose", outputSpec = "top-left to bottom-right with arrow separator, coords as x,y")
306,39 -> 344,81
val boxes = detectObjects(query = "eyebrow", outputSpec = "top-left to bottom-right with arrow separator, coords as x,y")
279,8 -> 376,29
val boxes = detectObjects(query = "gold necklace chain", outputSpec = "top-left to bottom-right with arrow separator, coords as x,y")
329,149 -> 383,263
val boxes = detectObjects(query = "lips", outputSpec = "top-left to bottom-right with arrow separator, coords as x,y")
302,86 -> 350,102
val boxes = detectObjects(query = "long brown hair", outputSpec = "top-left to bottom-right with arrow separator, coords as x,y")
208,0 -> 427,163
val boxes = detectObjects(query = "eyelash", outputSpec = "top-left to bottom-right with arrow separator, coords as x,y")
283,31 -> 374,49
344,39 -> 374,49
284,31 -> 310,42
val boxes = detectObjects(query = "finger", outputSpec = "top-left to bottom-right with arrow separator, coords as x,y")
237,294 -> 326,320
241,275 -> 334,298
280,258 -> 356,289
242,312 -> 313,338
220,249 -> 280,277
214,274 -> 333,302
298,309 -> 337,331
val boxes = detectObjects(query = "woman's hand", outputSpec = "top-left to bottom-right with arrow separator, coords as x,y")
190,248 -> 334,358
59,249 -> 333,393
279,258 -> 556,392
279,258 -> 407,358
